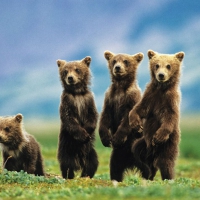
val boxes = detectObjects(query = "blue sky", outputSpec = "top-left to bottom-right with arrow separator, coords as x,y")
0,0 -> 200,119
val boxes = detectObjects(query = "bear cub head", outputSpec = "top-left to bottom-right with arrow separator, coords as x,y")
104,51 -> 143,82
148,50 -> 184,84
0,114 -> 25,149
57,56 -> 92,93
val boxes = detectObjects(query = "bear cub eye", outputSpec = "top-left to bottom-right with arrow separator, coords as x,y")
112,60 -> 116,66
155,64 -> 159,70
4,127 -> 10,132
64,70 -> 68,75
166,64 -> 171,70
123,60 -> 129,65
75,68 -> 80,74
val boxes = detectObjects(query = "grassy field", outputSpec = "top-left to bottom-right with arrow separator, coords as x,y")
0,115 -> 200,199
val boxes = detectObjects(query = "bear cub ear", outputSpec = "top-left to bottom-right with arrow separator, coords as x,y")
15,114 -> 23,123
148,50 -> 157,59
175,52 -> 185,62
104,51 -> 115,61
134,52 -> 144,63
57,60 -> 67,68
82,56 -> 91,67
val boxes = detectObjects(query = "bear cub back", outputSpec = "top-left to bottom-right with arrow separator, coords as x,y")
0,114 -> 44,176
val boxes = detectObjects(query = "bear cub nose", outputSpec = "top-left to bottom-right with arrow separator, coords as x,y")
68,76 -> 74,83
158,73 -> 165,80
115,66 -> 121,72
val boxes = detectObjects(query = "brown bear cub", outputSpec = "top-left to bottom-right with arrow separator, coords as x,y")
129,50 -> 185,180
0,114 -> 44,176
57,56 -> 99,179
99,51 -> 144,182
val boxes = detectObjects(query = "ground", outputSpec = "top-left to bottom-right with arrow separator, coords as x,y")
0,115 -> 200,199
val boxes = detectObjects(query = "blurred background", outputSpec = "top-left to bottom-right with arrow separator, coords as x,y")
0,0 -> 200,120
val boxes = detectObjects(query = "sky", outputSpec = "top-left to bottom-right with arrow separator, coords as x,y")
0,0 -> 200,119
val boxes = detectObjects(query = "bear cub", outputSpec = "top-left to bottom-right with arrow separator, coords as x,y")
99,51 -> 143,182
0,114 -> 44,176
129,50 -> 185,180
57,56 -> 99,179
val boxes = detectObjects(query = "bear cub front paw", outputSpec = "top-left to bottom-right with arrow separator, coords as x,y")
101,135 -> 112,147
152,131 -> 169,146
129,111 -> 143,132
112,135 -> 127,148
77,132 -> 91,144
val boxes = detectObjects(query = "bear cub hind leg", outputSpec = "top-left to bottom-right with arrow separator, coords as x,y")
81,148 -> 98,178
60,162 -> 75,179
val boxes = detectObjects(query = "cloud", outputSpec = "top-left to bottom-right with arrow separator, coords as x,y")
1,0 -> 200,116
0,67 -> 61,115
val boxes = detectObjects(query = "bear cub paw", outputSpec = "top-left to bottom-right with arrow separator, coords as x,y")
101,136 -> 112,147
77,132 -> 91,144
129,112 -> 143,132
152,131 -> 169,146
112,135 -> 127,148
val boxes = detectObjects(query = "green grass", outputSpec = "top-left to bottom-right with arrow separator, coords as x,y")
180,115 -> 200,159
0,115 -> 200,199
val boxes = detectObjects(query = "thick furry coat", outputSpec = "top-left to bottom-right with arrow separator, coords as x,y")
129,50 -> 185,180
57,56 -> 98,179
0,114 -> 44,176
99,51 -> 143,182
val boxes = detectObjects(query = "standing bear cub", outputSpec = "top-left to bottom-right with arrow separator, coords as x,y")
57,56 -> 99,179
129,50 -> 185,180
0,114 -> 44,176
99,51 -> 143,182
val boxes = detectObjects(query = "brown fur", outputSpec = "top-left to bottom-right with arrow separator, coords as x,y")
129,50 -> 185,180
0,114 -> 44,176
57,56 -> 98,179
99,51 -> 143,182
